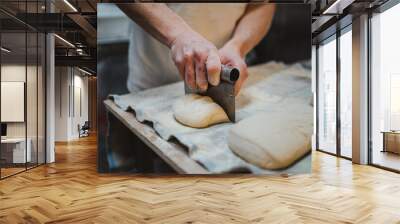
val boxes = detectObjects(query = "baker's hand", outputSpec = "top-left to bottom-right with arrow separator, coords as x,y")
170,30 -> 221,92
219,44 -> 248,96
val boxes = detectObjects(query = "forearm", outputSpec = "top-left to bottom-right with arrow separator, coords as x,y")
116,3 -> 192,47
225,4 -> 276,57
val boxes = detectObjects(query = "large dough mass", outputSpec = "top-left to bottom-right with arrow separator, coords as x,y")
173,94 -> 230,128
228,112 -> 312,169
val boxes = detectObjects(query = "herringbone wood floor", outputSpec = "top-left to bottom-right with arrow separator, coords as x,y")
1,134 -> 400,224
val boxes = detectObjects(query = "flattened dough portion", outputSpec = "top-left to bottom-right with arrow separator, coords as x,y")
173,94 -> 229,128
228,112 -> 312,169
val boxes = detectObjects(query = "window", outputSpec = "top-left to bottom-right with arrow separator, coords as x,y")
370,3 -> 400,171
390,74 -> 400,130
339,28 -> 352,158
316,26 -> 353,159
317,36 -> 337,154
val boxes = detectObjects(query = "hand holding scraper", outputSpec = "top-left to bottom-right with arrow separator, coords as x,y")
184,65 -> 240,122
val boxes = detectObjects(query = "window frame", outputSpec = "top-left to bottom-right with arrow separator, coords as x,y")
367,0 -> 400,173
315,24 -> 353,160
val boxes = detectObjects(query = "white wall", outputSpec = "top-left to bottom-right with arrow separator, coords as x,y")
54,67 -> 89,141
1,65 -> 27,139
55,67 -> 70,141
1,65 -> 40,138
71,73 -> 89,138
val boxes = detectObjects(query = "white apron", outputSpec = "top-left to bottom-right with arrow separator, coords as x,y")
127,3 -> 247,92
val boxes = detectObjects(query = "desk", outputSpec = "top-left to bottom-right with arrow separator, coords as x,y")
381,131 -> 400,154
1,138 -> 31,164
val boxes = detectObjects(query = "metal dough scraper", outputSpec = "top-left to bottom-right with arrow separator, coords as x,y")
184,65 -> 240,122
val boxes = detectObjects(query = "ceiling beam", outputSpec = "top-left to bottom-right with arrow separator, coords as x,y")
55,55 -> 96,72
11,13 -> 84,32
322,0 -> 356,14
67,13 -> 97,46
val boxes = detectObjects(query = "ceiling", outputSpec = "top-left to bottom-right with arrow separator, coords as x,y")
0,0 -> 98,73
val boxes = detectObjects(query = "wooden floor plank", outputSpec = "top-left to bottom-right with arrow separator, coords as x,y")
1,134 -> 400,223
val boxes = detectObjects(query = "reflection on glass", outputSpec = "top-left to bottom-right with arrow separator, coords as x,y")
340,30 -> 352,158
371,4 -> 400,171
318,37 -> 337,154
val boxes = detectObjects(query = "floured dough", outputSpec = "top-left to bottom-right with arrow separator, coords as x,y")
228,112 -> 312,169
173,94 -> 229,128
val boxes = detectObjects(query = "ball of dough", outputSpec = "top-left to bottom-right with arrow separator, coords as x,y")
227,112 -> 312,169
173,94 -> 230,128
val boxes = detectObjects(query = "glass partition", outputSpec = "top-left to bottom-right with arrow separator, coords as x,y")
0,1 -> 46,179
1,30 -> 28,177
